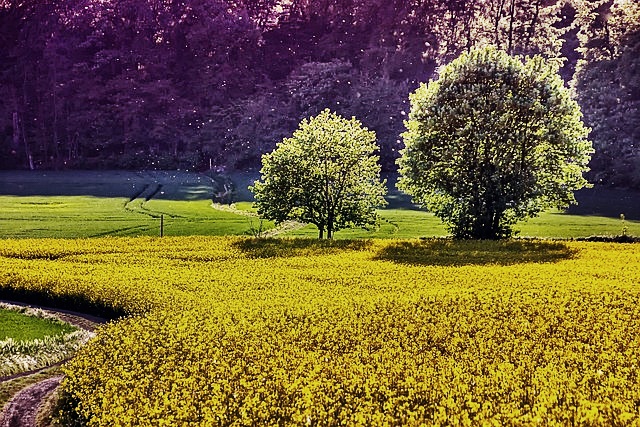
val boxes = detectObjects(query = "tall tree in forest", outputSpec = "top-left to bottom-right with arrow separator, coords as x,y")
435,0 -> 566,63
0,0 -> 63,169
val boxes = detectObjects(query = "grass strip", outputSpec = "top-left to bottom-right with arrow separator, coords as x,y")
0,309 -> 76,342
0,303 -> 94,377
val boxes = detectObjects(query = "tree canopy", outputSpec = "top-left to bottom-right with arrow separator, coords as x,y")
251,109 -> 387,239
397,47 -> 593,239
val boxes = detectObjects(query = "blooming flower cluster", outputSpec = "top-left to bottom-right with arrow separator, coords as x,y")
1,237 -> 639,426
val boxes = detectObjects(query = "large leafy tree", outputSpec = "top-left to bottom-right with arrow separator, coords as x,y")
398,47 -> 592,239
251,109 -> 387,239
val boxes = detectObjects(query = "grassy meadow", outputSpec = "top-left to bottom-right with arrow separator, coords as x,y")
0,308 -> 75,342
0,171 -> 267,238
0,237 -> 639,425
0,170 -> 639,239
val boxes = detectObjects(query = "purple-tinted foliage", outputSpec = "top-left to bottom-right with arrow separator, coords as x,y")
0,0 -> 631,184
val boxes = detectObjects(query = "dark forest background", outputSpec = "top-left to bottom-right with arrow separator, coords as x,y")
1,0 -> 638,187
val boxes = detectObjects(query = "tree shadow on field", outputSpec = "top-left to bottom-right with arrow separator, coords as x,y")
375,239 -> 578,267
233,238 -> 373,258
0,286 -> 124,320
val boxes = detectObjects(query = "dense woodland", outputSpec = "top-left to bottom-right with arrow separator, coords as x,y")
0,0 -> 638,187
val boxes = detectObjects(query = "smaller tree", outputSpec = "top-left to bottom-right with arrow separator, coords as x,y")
398,47 -> 592,239
251,109 -> 387,239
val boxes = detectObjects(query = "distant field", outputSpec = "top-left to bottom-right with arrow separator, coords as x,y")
0,171 -> 268,238
0,170 -> 638,239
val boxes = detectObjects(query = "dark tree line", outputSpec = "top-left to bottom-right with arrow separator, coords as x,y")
0,0 -> 638,186
573,0 -> 640,188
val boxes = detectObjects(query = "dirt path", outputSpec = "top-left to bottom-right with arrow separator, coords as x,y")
0,376 -> 62,427
0,301 -> 106,426
210,203 -> 306,236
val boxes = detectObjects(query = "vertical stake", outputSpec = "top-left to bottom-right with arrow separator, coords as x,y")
160,214 -> 164,237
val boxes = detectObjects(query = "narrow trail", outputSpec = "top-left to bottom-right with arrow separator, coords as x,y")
0,376 -> 62,427
0,301 -> 105,427
210,203 -> 307,237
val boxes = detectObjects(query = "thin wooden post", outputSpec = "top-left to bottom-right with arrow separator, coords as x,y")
160,214 -> 164,237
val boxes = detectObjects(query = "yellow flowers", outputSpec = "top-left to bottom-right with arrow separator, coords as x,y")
1,237 -> 639,425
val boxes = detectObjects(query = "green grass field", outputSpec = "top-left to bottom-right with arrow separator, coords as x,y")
0,171 -> 269,238
0,308 -> 76,341
0,170 -> 638,239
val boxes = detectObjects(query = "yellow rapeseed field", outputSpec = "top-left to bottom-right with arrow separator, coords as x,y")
1,237 -> 639,426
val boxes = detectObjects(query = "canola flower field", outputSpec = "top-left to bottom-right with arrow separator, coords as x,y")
1,237 -> 639,426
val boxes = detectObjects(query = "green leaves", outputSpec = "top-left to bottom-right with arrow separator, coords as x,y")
398,47 -> 592,239
252,109 -> 387,238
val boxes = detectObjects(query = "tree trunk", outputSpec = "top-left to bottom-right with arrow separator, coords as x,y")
492,211 -> 501,239
524,0 -> 540,53
507,0 -> 516,55
12,112 -> 20,150
21,71 -> 33,170
318,227 -> 324,239
52,63 -> 60,168
24,136 -> 34,170
494,0 -> 507,47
